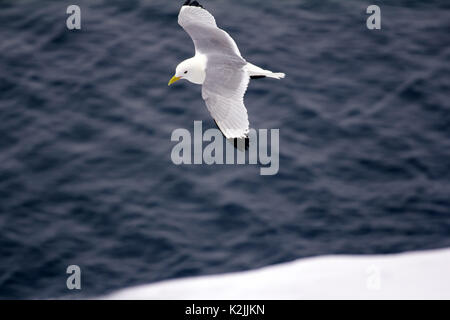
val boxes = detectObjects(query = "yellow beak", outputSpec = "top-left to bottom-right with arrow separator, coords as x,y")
168,75 -> 181,86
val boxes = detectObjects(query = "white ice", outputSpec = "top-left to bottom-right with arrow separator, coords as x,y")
105,248 -> 450,300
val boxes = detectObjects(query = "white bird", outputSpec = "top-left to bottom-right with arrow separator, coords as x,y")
168,0 -> 285,140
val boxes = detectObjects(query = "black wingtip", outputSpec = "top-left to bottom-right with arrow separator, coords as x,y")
233,137 -> 250,151
250,75 -> 267,80
183,0 -> 203,8
213,120 -> 249,150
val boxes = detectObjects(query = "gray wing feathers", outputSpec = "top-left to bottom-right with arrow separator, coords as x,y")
178,5 -> 217,28
202,57 -> 250,139
178,5 -> 243,58
178,5 -> 250,139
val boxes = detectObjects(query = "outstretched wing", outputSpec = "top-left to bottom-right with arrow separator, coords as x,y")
178,1 -> 243,58
179,1 -> 250,139
202,55 -> 249,139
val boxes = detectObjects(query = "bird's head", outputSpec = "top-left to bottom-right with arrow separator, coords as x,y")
168,57 -> 206,86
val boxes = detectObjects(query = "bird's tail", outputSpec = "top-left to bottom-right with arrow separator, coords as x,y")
265,72 -> 286,79
245,62 -> 285,80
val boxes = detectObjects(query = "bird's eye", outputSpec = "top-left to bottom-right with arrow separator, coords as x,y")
184,71 -> 188,74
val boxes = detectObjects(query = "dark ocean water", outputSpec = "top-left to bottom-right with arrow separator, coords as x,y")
0,0 -> 449,299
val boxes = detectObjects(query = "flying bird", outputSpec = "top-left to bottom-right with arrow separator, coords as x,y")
168,0 -> 285,140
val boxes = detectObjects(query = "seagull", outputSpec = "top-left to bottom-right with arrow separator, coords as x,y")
168,0 -> 285,140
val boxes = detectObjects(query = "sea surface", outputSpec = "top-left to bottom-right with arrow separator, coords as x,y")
0,0 -> 449,299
